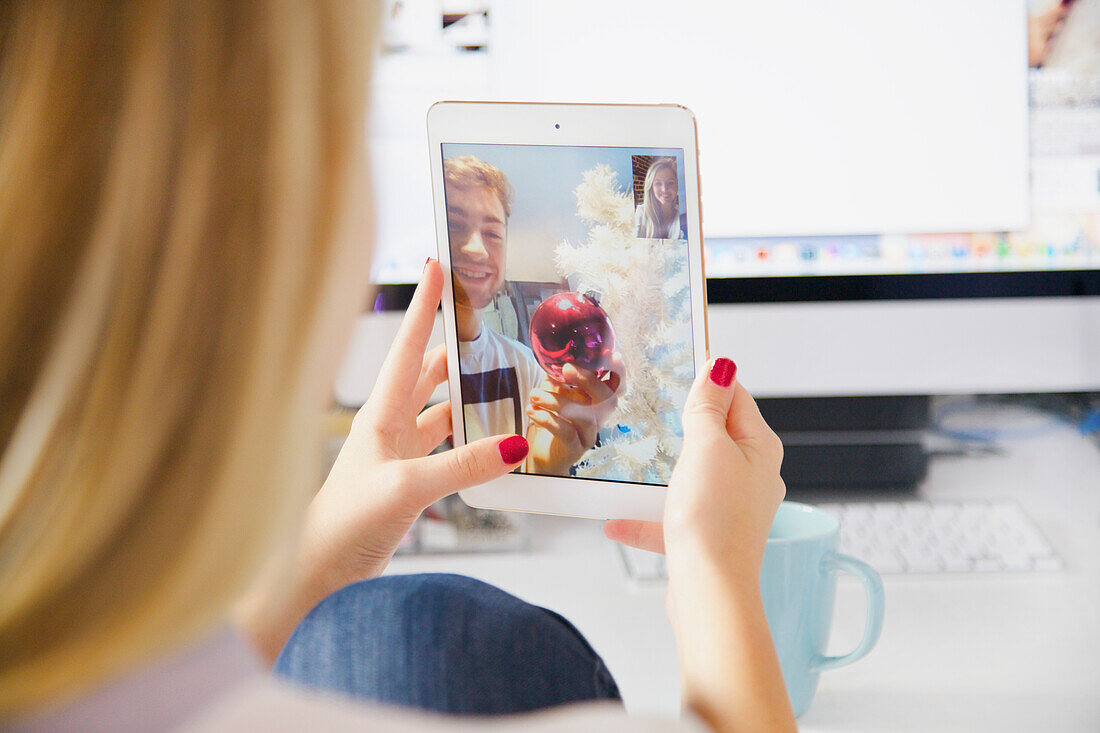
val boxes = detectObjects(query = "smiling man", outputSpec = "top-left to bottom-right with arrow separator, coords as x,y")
443,155 -> 621,476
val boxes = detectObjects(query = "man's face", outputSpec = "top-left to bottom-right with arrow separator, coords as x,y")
446,182 -> 507,310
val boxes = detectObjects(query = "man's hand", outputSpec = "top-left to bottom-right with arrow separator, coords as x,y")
523,354 -> 623,475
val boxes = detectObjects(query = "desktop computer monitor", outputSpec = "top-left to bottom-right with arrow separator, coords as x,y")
338,0 -> 1100,410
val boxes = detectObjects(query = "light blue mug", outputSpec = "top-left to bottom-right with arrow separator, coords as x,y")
761,501 -> 884,717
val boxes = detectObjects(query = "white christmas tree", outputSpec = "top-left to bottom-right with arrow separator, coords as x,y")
555,165 -> 694,483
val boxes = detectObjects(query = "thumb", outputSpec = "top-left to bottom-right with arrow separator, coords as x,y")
604,519 -> 666,554
404,434 -> 529,506
681,357 -> 738,440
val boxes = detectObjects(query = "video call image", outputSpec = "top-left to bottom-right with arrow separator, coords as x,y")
442,143 -> 695,486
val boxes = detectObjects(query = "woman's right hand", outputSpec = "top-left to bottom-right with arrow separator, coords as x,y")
605,357 -> 785,580
605,358 -> 796,732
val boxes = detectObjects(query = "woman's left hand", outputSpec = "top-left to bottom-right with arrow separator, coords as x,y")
238,260 -> 528,662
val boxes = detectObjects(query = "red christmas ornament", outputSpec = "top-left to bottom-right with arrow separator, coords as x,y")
529,292 -> 615,383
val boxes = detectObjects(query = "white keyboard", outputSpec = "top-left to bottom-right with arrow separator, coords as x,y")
617,500 -> 1063,580
822,500 -> 1063,575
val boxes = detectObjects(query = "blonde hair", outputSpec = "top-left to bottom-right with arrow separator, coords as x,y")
0,0 -> 373,715
444,155 -> 514,219
640,157 -> 679,238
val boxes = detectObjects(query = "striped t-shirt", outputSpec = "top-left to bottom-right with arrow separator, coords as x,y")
458,326 -> 543,442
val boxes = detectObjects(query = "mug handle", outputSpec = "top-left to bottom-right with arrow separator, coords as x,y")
812,552 -> 885,672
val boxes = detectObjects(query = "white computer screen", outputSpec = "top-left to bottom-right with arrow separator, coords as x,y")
368,0 -> 1098,283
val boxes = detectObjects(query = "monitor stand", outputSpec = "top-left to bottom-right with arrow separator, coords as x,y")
757,395 -> 931,498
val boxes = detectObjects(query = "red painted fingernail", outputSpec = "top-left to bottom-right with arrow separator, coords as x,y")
498,435 -> 529,464
709,357 -> 736,387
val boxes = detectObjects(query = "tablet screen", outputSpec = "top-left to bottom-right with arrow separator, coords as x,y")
441,143 -> 697,486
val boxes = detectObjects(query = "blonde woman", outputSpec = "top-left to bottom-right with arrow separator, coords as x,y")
635,157 -> 688,240
0,2 -> 794,732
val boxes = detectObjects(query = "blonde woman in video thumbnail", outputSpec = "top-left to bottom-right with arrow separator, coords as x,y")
634,156 -> 687,240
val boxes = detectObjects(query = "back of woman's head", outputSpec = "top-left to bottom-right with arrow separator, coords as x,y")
0,1 -> 373,715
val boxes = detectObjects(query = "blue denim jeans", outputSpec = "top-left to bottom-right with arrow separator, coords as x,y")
273,573 -> 621,715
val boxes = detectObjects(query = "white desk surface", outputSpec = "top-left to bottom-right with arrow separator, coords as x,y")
388,414 -> 1100,731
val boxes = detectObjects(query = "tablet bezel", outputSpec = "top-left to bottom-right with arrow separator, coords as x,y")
427,101 -> 708,521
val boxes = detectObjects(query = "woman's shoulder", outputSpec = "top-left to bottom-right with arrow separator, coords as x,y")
183,678 -> 706,732
181,678 -> 404,731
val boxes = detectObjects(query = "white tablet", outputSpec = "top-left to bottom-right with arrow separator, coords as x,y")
428,102 -> 709,521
